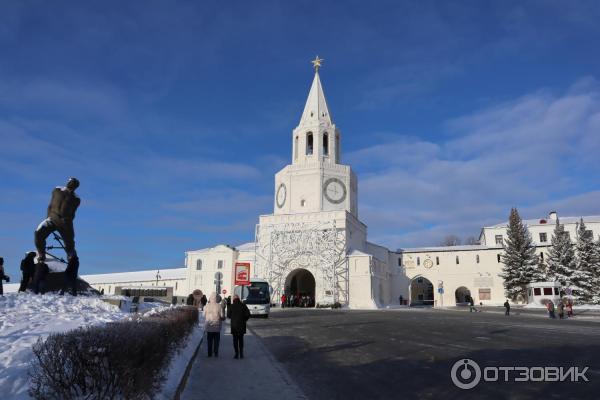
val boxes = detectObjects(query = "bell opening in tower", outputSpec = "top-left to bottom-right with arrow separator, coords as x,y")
323,132 -> 329,156
306,132 -> 314,155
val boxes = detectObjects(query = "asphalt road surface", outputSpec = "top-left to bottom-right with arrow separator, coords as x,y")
249,308 -> 600,400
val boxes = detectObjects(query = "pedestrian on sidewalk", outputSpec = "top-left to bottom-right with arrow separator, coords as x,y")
230,294 -> 251,359
547,301 -> 556,319
200,294 -> 207,310
204,292 -> 224,357
504,299 -> 510,316
469,297 -> 477,313
19,252 -> 36,292
557,301 -> 565,319
281,293 -> 286,308
566,301 -> 573,317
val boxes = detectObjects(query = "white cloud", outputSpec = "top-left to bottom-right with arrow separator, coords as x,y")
350,78 -> 600,249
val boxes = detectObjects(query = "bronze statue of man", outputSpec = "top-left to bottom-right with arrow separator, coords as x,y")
34,177 -> 81,261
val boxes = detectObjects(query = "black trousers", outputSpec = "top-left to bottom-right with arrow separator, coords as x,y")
35,218 -> 76,259
207,332 -> 221,356
233,333 -> 245,356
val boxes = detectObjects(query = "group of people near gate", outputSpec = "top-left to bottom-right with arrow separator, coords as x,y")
280,293 -> 314,308
0,178 -> 82,297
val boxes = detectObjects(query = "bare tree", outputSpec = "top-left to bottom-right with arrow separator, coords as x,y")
464,236 -> 479,245
440,234 -> 461,246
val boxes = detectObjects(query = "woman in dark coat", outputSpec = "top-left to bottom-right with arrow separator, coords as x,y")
229,295 -> 250,359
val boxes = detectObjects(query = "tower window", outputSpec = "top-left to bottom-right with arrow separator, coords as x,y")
323,132 -> 329,156
196,259 -> 202,270
476,254 -> 480,264
217,260 -> 223,269
335,134 -> 340,161
306,132 -> 313,155
436,256 -> 439,265
497,254 -> 501,263
456,256 -> 460,265
417,257 -> 420,266
540,252 -> 544,261
301,199 -> 306,207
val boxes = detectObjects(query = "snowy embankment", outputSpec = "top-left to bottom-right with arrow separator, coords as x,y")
0,293 -> 127,399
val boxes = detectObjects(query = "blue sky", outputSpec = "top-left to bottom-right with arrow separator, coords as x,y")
1,0 -> 600,277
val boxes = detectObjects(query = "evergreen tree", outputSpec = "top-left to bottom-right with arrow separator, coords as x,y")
500,208 -> 537,299
573,219 -> 595,303
546,218 -> 576,286
593,238 -> 600,304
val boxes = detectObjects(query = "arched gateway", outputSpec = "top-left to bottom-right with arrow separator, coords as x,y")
285,268 -> 316,307
410,276 -> 434,306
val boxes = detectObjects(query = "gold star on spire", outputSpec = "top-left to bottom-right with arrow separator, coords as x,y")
311,55 -> 324,72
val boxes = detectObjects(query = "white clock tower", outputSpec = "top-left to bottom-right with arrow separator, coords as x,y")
255,58 -> 369,306
273,59 -> 358,217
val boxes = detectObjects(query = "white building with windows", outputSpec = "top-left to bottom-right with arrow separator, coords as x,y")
82,64 -> 600,308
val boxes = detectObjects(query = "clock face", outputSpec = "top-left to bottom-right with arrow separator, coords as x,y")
276,183 -> 286,208
323,177 -> 347,204
423,259 -> 433,269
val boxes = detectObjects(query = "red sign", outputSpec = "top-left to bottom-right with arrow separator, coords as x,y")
235,262 -> 251,286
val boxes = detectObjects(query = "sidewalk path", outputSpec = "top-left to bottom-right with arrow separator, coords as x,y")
180,320 -> 306,400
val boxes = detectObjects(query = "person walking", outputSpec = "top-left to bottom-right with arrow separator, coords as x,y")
229,294 -> 250,359
0,258 -> 10,296
547,301 -> 556,319
469,297 -> 477,313
18,252 -> 37,292
226,296 -> 232,319
566,301 -> 574,317
220,295 -> 227,317
557,301 -> 565,319
503,299 -> 510,316
399,295 -> 403,305
34,178 -> 81,262
281,293 -> 287,308
204,292 -> 224,358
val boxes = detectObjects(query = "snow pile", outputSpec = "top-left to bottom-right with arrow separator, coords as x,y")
0,293 -> 127,399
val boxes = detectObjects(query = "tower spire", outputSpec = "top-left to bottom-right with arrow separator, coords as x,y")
299,57 -> 332,127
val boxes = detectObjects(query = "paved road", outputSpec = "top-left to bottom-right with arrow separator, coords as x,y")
249,308 -> 600,400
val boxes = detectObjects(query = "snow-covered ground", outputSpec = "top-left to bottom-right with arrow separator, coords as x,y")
0,293 -> 128,399
523,303 -> 600,309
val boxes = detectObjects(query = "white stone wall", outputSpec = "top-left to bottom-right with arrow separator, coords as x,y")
398,247 -> 507,306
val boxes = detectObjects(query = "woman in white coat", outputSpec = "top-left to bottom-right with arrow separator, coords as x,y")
204,292 -> 224,357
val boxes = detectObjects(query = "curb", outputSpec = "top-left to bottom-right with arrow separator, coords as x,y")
173,326 -> 205,400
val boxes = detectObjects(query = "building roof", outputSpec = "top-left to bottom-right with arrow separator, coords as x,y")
236,242 -> 256,251
299,71 -> 332,127
485,215 -> 600,229
82,267 -> 186,284
398,245 -> 500,253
